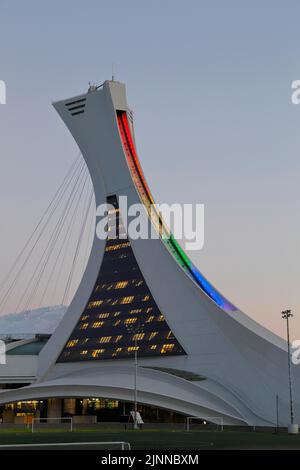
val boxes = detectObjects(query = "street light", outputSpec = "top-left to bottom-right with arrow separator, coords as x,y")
281,309 -> 298,434
125,321 -> 144,430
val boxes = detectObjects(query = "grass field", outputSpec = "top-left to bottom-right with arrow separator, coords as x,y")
0,427 -> 300,449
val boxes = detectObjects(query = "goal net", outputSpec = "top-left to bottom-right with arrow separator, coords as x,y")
0,441 -> 131,450
185,416 -> 224,432
31,417 -> 73,433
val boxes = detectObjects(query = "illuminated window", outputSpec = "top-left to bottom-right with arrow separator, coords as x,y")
128,346 -> 139,352
113,319 -> 121,326
124,317 -> 137,324
115,335 -> 123,342
133,333 -> 145,341
88,300 -> 103,309
142,295 -> 150,301
161,344 -> 175,354
80,350 -> 88,355
99,336 -> 112,344
92,349 -> 105,357
150,345 -> 157,350
146,315 -> 155,323
166,330 -> 174,339
158,314 -> 165,321
98,313 -> 110,319
80,323 -> 89,330
112,347 -> 123,357
121,296 -> 134,304
129,308 -> 142,314
105,242 -> 130,252
115,281 -> 129,289
149,332 -> 158,340
92,321 -> 104,328
113,311 -> 121,317
66,339 -> 78,348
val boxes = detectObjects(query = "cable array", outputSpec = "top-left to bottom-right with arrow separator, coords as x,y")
0,154 -> 95,315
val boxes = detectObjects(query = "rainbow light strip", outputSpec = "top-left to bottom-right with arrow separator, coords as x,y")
117,110 -> 237,312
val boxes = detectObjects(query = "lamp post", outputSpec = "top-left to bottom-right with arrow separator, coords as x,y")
281,309 -> 298,434
133,334 -> 138,430
125,321 -> 144,430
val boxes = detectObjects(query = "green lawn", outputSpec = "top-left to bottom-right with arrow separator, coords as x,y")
0,428 -> 300,449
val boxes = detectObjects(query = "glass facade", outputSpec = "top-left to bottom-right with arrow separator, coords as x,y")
58,196 -> 185,362
0,399 -> 186,424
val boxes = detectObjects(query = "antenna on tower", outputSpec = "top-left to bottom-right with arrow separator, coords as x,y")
112,63 -> 115,82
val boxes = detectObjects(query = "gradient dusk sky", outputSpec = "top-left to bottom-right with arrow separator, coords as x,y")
0,0 -> 299,339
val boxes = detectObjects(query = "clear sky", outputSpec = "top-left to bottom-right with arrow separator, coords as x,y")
0,0 -> 299,339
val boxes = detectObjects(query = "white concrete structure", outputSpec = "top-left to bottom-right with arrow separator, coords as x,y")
0,80 -> 298,427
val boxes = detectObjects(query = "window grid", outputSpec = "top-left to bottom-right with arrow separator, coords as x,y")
58,196 -> 185,362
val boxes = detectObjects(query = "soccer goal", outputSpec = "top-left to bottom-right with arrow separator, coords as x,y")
31,417 -> 73,433
0,442 -> 131,450
185,416 -> 224,432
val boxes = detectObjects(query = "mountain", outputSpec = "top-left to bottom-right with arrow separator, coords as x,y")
0,306 -> 66,335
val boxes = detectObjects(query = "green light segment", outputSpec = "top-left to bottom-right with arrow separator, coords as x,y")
169,235 -> 191,267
